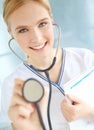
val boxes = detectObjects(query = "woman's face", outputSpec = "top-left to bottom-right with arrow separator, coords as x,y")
8,1 -> 54,60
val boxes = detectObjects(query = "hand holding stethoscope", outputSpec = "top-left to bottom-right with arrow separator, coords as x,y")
8,78 -> 49,130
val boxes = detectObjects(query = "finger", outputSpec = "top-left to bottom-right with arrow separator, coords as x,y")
66,94 -> 81,104
10,93 -> 34,111
13,78 -> 25,96
8,105 -> 34,121
61,99 -> 76,114
61,101 -> 76,122
14,78 -> 24,87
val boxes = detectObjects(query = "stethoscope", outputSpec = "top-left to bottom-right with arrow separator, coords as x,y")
8,23 -> 65,130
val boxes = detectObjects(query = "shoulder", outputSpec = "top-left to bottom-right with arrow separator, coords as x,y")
63,47 -> 94,69
2,63 -> 28,87
64,47 -> 94,60
4,64 -> 25,80
64,47 -> 94,55
61,47 -> 94,83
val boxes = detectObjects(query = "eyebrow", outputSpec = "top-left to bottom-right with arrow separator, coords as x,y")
15,26 -> 27,31
15,18 -> 49,31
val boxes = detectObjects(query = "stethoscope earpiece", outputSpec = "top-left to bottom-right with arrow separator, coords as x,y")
22,78 -> 44,103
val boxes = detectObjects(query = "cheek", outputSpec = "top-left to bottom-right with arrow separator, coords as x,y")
11,32 -> 28,49
46,28 -> 54,43
14,37 -> 27,48
10,33 -> 25,48
15,38 -> 23,46
10,30 -> 29,53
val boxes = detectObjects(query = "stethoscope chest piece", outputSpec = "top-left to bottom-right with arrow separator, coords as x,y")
22,78 -> 44,103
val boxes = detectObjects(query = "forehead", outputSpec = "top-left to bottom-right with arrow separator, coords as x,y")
8,1 -> 50,27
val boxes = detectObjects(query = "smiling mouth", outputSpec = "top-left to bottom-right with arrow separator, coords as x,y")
30,42 -> 47,50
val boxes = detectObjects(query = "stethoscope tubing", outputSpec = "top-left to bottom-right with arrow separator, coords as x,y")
23,64 -> 53,130
8,23 -> 66,129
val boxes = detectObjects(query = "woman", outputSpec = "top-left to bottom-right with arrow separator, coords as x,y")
1,0 -> 94,130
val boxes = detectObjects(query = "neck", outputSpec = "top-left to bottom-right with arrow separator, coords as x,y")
27,49 -> 56,70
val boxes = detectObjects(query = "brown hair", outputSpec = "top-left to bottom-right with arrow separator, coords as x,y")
3,0 -> 52,26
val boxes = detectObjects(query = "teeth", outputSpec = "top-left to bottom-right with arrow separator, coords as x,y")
32,43 -> 45,50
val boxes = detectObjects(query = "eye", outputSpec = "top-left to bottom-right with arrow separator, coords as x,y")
19,28 -> 28,33
39,22 -> 47,28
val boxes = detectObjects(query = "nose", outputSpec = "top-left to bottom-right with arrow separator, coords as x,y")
30,29 -> 42,43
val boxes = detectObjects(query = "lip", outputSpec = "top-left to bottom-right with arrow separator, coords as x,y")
29,42 -> 47,51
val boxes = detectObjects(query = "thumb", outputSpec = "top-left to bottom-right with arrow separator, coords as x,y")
66,94 -> 81,105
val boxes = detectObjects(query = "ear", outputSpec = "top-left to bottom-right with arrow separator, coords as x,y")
8,28 -> 14,38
